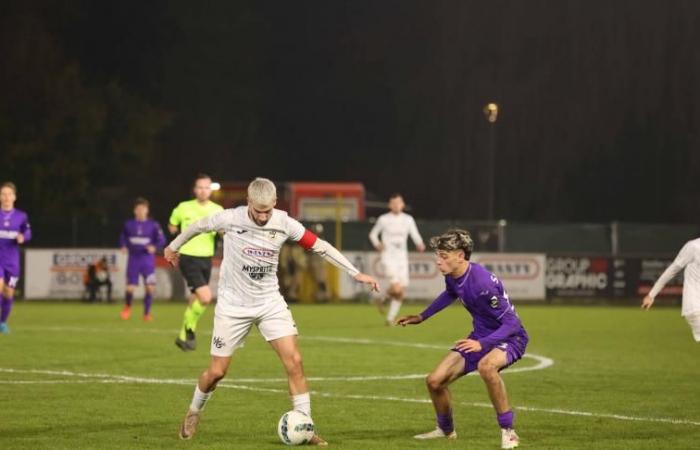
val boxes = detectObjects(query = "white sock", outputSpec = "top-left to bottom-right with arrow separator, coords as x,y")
387,300 -> 402,322
190,386 -> 213,412
292,392 -> 311,416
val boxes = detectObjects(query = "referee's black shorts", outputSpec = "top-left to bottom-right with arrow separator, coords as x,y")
178,254 -> 212,292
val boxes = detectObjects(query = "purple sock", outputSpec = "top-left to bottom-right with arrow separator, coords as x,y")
497,410 -> 514,429
144,292 -> 153,315
1,295 -> 14,323
437,410 -> 454,434
125,292 -> 133,307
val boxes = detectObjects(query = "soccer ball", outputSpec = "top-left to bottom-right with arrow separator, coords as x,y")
277,410 -> 315,445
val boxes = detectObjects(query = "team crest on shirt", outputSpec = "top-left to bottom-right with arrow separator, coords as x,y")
268,231 -> 277,239
490,296 -> 499,308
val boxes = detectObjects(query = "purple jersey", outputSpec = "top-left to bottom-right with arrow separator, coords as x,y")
420,262 -> 528,350
119,219 -> 166,259
0,208 -> 31,272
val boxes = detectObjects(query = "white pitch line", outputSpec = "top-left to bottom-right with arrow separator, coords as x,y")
16,326 -> 554,375
2,367 -> 699,427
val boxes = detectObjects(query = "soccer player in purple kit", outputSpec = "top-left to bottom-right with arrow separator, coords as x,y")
119,197 -> 166,321
397,229 -> 527,449
0,182 -> 32,334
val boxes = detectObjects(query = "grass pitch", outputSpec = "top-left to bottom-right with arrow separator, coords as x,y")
1,301 -> 699,449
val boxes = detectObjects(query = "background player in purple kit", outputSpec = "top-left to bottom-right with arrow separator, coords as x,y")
0,182 -> 32,334
119,197 -> 166,321
397,229 -> 527,449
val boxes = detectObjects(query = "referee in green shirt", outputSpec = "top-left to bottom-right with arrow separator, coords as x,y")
169,173 -> 224,351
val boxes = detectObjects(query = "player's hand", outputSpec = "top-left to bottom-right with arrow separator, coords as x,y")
454,338 -> 482,353
16,234 -> 24,244
163,246 -> 180,266
354,273 -> 379,292
641,295 -> 654,310
396,314 -> 423,326
146,245 -> 156,254
120,246 -> 128,254
374,243 -> 384,252
416,243 -> 426,252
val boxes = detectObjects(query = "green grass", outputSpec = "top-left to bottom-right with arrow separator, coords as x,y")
1,302 -> 699,449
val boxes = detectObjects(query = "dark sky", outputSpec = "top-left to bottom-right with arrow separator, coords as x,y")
3,0 -> 700,223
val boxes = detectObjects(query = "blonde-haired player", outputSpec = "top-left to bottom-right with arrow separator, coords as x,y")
165,177 -> 379,445
369,194 -> 425,325
642,237 -> 700,341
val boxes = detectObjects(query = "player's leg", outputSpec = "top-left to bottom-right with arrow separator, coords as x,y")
477,343 -> 526,449
415,351 -> 465,440
179,355 -> 232,440
684,312 -> 700,342
385,282 -> 404,325
0,267 -> 19,334
263,303 -> 327,446
121,284 -> 136,320
176,256 -> 212,350
142,266 -> 157,321
180,309 -> 252,439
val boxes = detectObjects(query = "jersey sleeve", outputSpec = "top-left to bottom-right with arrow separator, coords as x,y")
408,216 -> 424,247
419,287 -> 458,321
475,275 -> 523,348
21,212 -> 32,242
153,222 -> 167,250
168,204 -> 181,227
285,216 -> 307,242
648,242 -> 693,299
368,216 -> 383,247
169,210 -> 229,251
119,222 -> 129,247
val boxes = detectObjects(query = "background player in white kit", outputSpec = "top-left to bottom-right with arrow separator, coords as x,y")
165,178 -> 379,445
642,237 -> 700,341
369,193 -> 425,325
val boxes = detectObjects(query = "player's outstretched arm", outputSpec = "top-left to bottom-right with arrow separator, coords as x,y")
353,272 -> 379,292
397,314 -> 423,326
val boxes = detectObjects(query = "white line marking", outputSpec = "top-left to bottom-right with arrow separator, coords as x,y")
2,367 -> 699,427
17,327 -> 554,375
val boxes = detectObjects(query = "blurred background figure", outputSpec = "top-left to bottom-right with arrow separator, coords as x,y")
0,182 -> 31,334
84,256 -> 112,303
119,197 -> 166,322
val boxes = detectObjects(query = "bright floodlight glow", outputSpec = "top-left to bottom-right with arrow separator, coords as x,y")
210,182 -> 221,191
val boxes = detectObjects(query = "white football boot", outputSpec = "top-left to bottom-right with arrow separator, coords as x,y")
501,428 -> 520,449
413,427 -> 457,440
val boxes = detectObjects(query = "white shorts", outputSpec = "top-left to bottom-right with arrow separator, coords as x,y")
685,312 -> 700,342
381,256 -> 409,287
210,300 -> 298,357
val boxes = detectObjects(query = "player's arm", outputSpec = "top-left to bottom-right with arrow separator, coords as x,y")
643,243 -> 692,310
17,214 -> 31,244
165,211 -> 227,265
408,216 -> 425,252
368,217 -> 384,251
119,222 -> 129,252
288,219 -> 378,291
397,290 -> 457,326
154,223 -> 167,251
167,204 -> 181,235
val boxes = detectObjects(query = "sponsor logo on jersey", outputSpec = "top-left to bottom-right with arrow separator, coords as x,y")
243,247 -> 276,258
242,264 -> 275,280
129,236 -> 151,245
0,230 -> 19,239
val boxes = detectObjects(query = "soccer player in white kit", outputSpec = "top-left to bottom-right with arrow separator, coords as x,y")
165,178 -> 379,445
369,194 -> 425,325
642,237 -> 700,341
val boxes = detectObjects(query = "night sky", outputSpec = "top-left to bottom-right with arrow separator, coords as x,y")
2,1 -> 700,225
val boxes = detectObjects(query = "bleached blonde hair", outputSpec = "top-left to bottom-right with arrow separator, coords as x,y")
247,177 -> 277,207
430,229 -> 474,260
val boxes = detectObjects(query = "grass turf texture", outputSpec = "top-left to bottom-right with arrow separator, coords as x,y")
1,302 -> 699,449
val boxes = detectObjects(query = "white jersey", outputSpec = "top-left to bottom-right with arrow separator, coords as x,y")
649,238 -> 700,316
169,206 -> 360,313
369,212 -> 423,258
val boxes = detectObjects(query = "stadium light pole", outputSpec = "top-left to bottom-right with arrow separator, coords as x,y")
483,102 -> 499,221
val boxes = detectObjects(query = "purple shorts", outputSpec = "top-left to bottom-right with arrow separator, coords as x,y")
126,257 -> 156,286
452,333 -> 529,375
0,263 -> 20,288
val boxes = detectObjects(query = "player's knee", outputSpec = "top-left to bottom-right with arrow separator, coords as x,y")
285,352 -> 304,373
477,359 -> 498,377
425,373 -> 445,391
208,366 -> 228,382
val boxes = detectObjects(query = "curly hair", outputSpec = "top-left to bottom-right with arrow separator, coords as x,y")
429,229 -> 474,260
